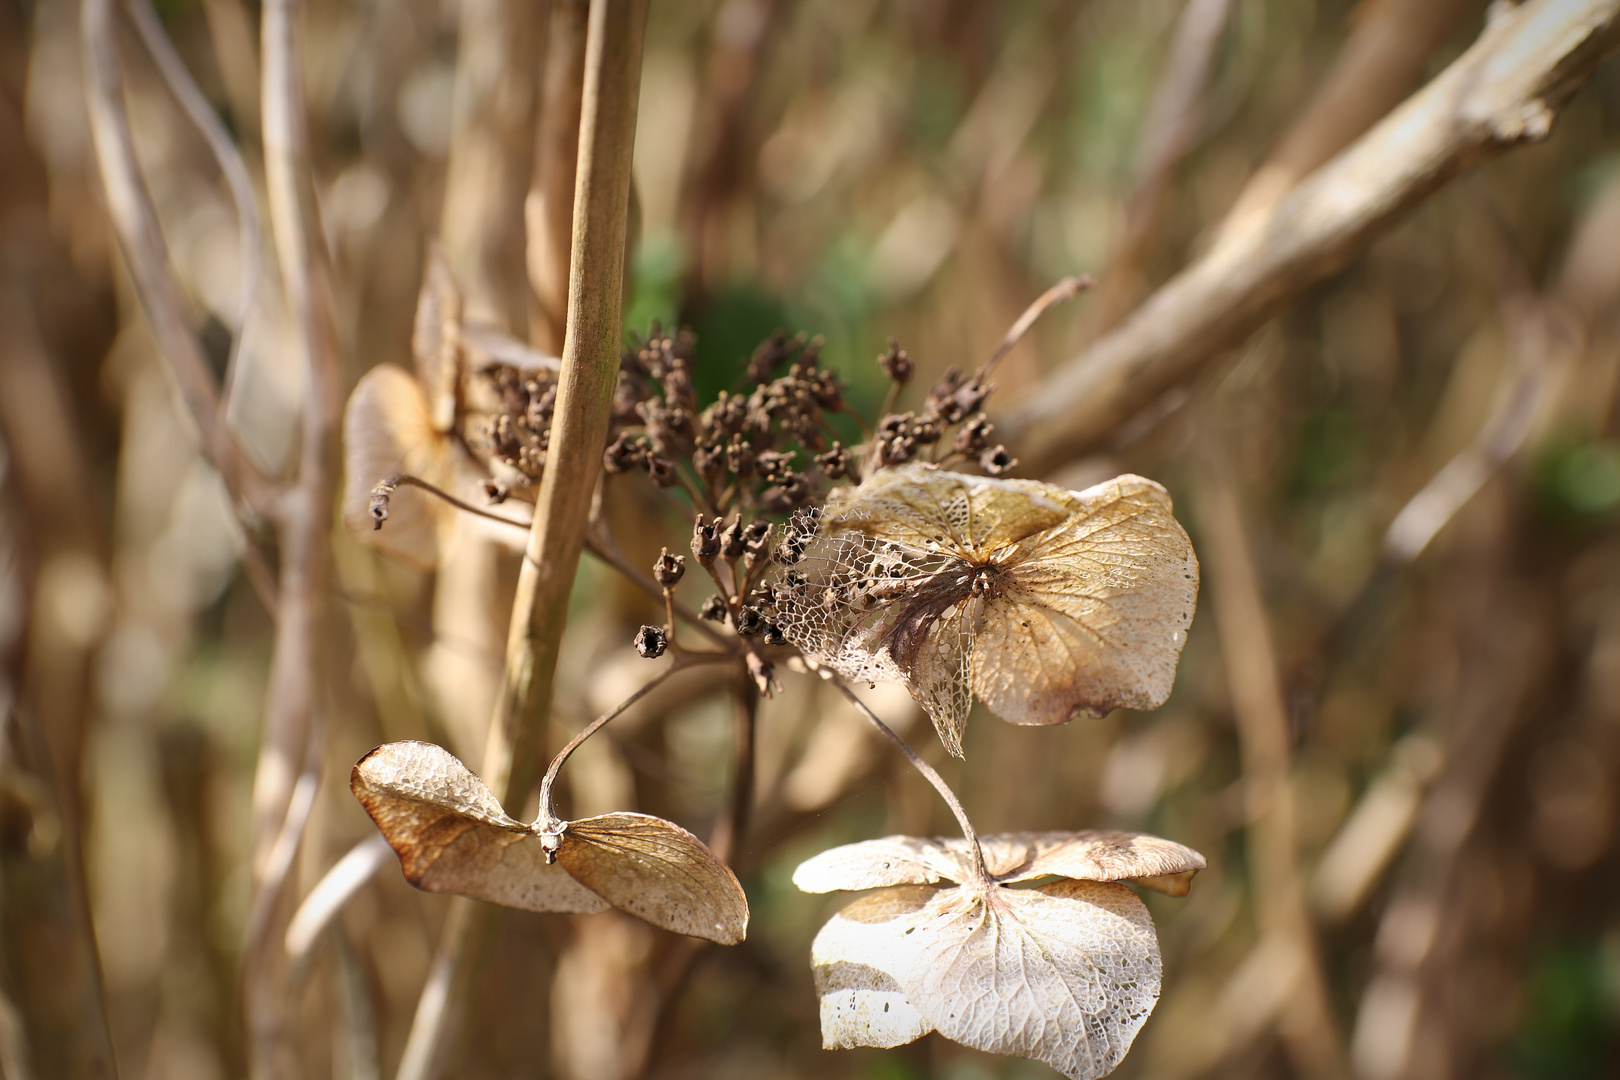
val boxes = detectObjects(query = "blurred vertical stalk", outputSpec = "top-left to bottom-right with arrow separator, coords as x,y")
528,0 -> 588,354
1197,461 -> 1349,1080
250,0 -> 343,1077
394,3 -> 648,1077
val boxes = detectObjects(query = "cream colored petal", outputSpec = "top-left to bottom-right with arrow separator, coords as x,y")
810,887 -> 936,1050
412,246 -> 462,433
975,830 -> 1207,887
341,364 -> 450,569
973,474 -> 1198,726
793,835 -> 968,892
901,880 -> 1161,1080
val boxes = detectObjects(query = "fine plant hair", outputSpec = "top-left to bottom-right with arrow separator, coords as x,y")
351,264 -> 1207,1079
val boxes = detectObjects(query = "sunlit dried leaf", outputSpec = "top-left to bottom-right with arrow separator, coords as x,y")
798,829 -> 1201,1075
352,741 -> 748,942
352,741 -> 608,913
557,813 -> 749,945
808,875 -> 1161,1079
773,464 -> 1198,755
810,887 -> 935,1049
793,830 -> 1205,894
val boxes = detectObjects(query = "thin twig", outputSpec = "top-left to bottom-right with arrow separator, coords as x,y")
537,652 -> 729,824
370,473 -> 534,532
123,0 -> 265,415
81,0 -> 275,519
707,670 -> 757,866
247,1 -> 345,1076
980,274 -> 1094,382
1005,0 -> 1620,471
284,836 -> 394,972
831,678 -> 987,884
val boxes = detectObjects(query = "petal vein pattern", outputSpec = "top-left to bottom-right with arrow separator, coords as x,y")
771,465 -> 1198,753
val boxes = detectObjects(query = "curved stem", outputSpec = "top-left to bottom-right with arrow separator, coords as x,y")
830,678 -> 988,885
534,652 -> 730,827
370,473 -> 533,531
980,274 -> 1093,383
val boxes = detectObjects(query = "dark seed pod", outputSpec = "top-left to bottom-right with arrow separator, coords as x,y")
653,548 -> 685,587
878,339 -> 913,384
733,607 -> 764,636
743,520 -> 772,556
699,594 -> 728,622
814,442 -> 849,480
762,621 -> 787,647
634,624 -> 668,659
691,514 -> 722,565
693,440 -> 725,481
762,472 -> 813,511
720,518 -> 747,560
604,431 -> 642,474
980,445 -> 1017,476
725,434 -> 757,478
644,455 -> 678,488
954,414 -> 995,455
756,450 -> 795,483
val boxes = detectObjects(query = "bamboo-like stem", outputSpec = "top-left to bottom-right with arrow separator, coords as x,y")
831,679 -> 988,885
247,1 -> 344,1077
394,4 -> 649,1076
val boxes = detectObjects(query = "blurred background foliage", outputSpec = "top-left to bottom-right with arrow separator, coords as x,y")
5,0 -> 1620,1079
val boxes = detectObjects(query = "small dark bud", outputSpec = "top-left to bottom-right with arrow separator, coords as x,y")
734,606 -> 764,636
693,440 -> 725,480
368,488 -> 391,530
815,443 -> 849,480
980,445 -> 1017,476
776,508 -> 815,563
692,514 -> 722,564
604,431 -> 642,474
756,450 -> 795,483
926,367 -> 967,423
720,517 -> 747,560
653,548 -> 686,587
482,480 -> 510,504
878,436 -> 917,468
699,594 -> 728,622
762,472 -> 813,512
878,339 -> 913,384
912,417 -> 942,445
762,621 -> 787,647
877,412 -> 912,439
954,414 -> 995,455
634,624 -> 668,659
951,376 -> 990,419
643,455 -> 678,488
743,520 -> 772,555
808,369 -> 843,410
725,434 -> 757,478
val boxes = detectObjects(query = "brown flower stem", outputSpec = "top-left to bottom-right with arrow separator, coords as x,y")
395,7 -> 648,1073
370,473 -> 534,532
980,274 -> 1094,382
537,653 -> 728,825
707,669 -> 758,866
831,678 -> 989,885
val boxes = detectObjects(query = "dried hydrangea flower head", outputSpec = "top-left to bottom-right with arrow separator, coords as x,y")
769,462 -> 1199,755
796,830 -> 1205,1079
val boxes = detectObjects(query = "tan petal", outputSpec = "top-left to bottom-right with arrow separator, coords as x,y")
350,742 -> 608,914
412,246 -> 462,433
341,364 -> 449,569
973,474 -> 1198,726
824,463 -> 1073,556
792,835 -> 965,892
810,887 -> 935,1049
558,812 -> 749,944
901,880 -> 1161,1080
